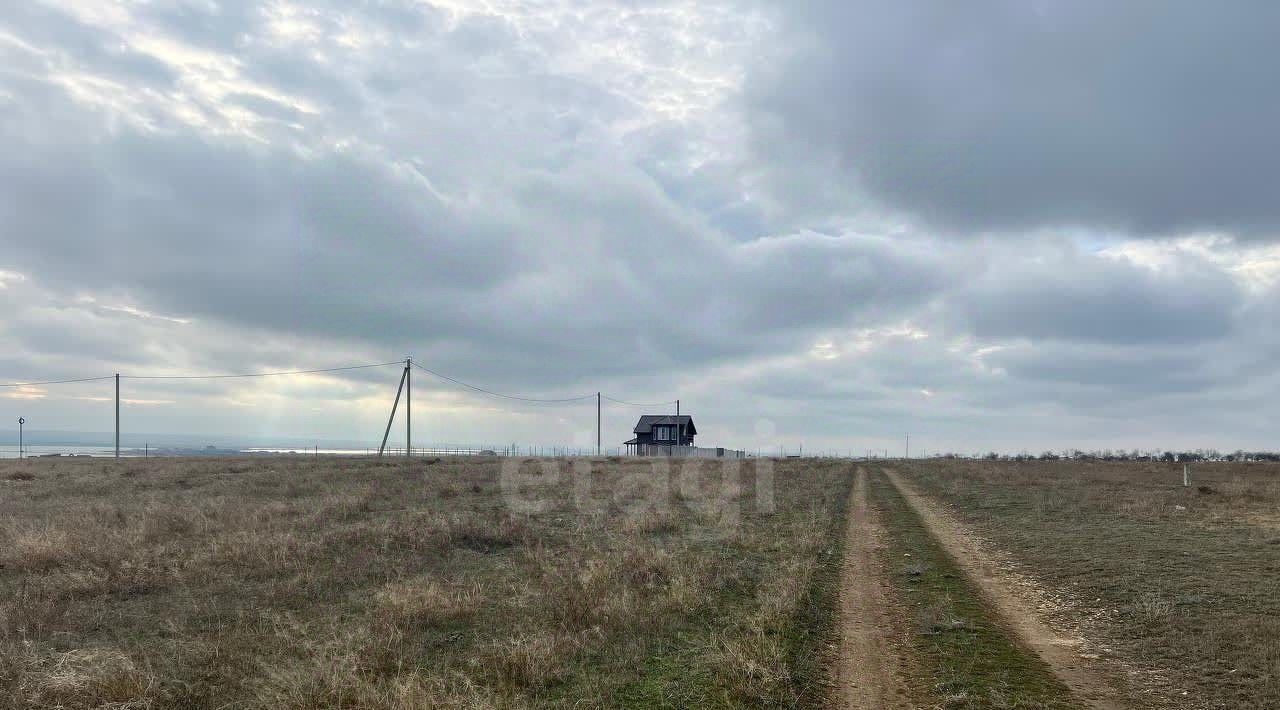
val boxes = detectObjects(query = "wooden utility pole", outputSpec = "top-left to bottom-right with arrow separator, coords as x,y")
378,365 -> 408,457
114,373 -> 120,459
405,358 -> 412,457
596,392 -> 601,457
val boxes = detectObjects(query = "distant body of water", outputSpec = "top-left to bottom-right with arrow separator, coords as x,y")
244,448 -> 491,456
0,445 -> 138,459
0,445 -> 496,459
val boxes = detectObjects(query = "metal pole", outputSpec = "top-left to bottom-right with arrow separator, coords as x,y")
378,367 -> 408,456
597,392 -> 601,457
676,398 -> 680,449
17,417 -> 23,459
405,358 -> 411,458
114,373 -> 120,459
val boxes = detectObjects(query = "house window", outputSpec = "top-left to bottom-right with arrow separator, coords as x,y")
656,426 -> 672,441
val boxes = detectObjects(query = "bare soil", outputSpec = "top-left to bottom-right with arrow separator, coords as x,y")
833,467 -> 909,708
883,467 -> 1131,709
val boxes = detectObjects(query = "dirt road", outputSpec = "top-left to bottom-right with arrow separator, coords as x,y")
882,467 -> 1129,710
834,467 -> 909,708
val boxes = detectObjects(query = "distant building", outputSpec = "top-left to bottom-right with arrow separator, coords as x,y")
624,415 -> 696,455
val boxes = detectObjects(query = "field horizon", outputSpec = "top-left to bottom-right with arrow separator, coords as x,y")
2,455 -> 1276,708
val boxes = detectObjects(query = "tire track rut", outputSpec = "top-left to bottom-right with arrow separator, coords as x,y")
882,467 -> 1130,710
835,467 -> 910,708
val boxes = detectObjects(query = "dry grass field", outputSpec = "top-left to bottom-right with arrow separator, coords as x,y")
892,459 -> 1280,710
5,456 -> 1276,709
0,456 -> 851,709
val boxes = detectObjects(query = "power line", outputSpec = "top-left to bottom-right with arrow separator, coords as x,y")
122,361 -> 405,380
603,395 -> 679,407
0,375 -> 116,388
411,361 -> 596,403
3,360 -> 672,412
2,362 -> 402,388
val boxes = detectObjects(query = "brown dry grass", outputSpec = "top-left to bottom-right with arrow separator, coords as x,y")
898,459 -> 1280,710
0,456 -> 850,708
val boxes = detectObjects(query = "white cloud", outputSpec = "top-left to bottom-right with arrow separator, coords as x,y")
0,1 -> 1278,453
3,385 -> 46,400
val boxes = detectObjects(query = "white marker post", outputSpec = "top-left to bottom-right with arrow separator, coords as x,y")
1183,464 -> 1190,488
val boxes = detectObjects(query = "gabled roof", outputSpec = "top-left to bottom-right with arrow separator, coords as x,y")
633,415 -> 696,435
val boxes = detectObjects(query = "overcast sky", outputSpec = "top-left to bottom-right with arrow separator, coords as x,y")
3,1 -> 1280,455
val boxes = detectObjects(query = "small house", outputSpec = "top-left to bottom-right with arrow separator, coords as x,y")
624,415 -> 696,455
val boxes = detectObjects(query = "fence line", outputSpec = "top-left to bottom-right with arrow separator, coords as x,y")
632,444 -> 747,459
0,444 -> 653,460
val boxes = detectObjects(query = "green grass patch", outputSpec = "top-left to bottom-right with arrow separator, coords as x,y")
867,469 -> 1081,709
900,459 -> 1280,709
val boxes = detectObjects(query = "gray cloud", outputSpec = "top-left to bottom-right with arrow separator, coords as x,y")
752,1 -> 1280,236
0,79 -> 942,394
3,1 -> 1280,453
0,3 -> 178,88
953,242 -> 1241,344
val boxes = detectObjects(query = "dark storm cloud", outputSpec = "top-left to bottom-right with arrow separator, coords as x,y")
752,0 -> 1280,236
